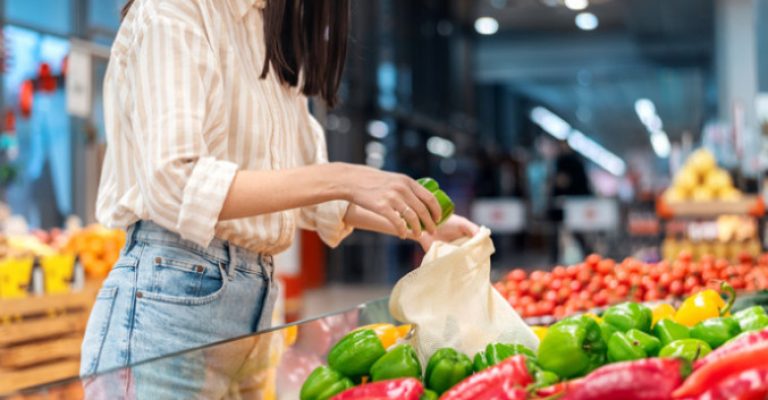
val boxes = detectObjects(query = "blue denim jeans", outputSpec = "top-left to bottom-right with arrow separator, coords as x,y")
80,221 -> 277,397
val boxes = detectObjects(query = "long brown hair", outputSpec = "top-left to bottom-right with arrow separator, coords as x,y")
121,0 -> 350,107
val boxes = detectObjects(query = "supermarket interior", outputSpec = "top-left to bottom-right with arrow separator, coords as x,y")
2,0 -> 768,398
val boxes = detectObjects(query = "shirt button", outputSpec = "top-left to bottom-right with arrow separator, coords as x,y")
136,291 -> 143,299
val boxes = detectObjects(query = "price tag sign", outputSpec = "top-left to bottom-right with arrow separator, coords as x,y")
563,197 -> 619,232
471,198 -> 526,233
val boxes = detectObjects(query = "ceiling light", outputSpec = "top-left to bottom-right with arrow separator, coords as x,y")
564,0 -> 589,11
575,12 -> 599,31
427,136 -> 456,158
474,17 -> 499,35
530,107 -> 571,140
568,131 -> 626,176
650,130 -> 671,158
366,120 -> 389,139
634,98 -> 656,124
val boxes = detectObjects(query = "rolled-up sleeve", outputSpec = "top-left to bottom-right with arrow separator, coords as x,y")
130,14 -> 237,247
296,108 -> 353,248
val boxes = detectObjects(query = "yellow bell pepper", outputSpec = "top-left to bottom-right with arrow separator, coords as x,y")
674,282 -> 735,327
355,323 -> 410,349
652,304 -> 677,327
583,313 -> 603,324
531,326 -> 549,341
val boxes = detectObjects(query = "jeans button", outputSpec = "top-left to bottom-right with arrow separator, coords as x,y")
196,265 -> 204,273
136,291 -> 143,299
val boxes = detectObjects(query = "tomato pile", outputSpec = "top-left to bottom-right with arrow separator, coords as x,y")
494,253 -> 768,318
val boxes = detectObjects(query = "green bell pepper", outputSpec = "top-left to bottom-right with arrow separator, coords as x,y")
533,369 -> 560,388
420,390 -> 438,400
370,344 -> 422,381
733,306 -> 768,332
424,348 -> 474,394
607,331 -> 646,362
300,366 -> 354,400
472,343 -> 536,372
652,318 -> 690,347
417,177 -> 455,225
658,339 -> 712,362
327,329 -> 386,378
603,302 -> 653,333
598,321 -> 617,344
690,317 -> 741,349
626,328 -> 661,356
537,315 -> 607,379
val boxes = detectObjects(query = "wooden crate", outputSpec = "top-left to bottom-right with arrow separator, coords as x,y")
0,285 -> 98,396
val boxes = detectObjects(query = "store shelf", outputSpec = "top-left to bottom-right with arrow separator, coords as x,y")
656,196 -> 765,219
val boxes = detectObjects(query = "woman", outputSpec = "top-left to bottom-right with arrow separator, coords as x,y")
81,0 -> 477,395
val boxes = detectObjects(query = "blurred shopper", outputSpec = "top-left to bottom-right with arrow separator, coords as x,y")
548,140 -> 592,263
82,0 -> 477,397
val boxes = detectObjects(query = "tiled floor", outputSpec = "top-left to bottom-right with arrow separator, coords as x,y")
300,284 -> 392,319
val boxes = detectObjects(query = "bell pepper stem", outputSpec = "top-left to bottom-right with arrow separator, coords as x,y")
718,281 -> 736,317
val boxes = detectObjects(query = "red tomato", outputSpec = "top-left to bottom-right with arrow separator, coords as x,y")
509,269 -> 527,282
518,281 -> 531,294
558,287 -> 571,301
615,284 -> 629,298
525,303 -> 538,317
684,276 -> 700,291
714,259 -> 729,271
630,275 -> 642,287
587,281 -> 601,294
577,270 -> 592,284
530,270 -> 545,281
553,306 -> 565,318
544,290 -> 558,302
607,279 -> 620,290
586,254 -> 602,266
550,279 -> 563,291
519,295 -> 534,306
570,280 -> 583,292
669,280 -> 684,296
730,277 -> 746,290
566,265 -> 579,277
644,289 -> 661,302
552,266 -> 567,279
677,251 -> 693,263
597,259 -> 615,275
539,301 -> 555,315
659,272 -> 672,287
530,282 -> 544,296
594,290 -> 609,306
671,267 -> 686,280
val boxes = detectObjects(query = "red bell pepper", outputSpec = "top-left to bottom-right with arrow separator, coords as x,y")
440,355 -> 533,400
330,378 -> 423,400
673,341 -> 768,398
534,380 -> 581,399
694,368 -> 768,400
693,328 -> 768,370
561,358 -> 686,400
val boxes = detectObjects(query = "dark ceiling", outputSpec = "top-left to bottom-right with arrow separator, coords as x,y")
470,0 -> 716,158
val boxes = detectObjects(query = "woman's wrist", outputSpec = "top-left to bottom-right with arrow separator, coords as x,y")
325,162 -> 353,201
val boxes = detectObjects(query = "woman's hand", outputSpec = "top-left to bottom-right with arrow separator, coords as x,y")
417,215 -> 479,251
338,164 -> 442,239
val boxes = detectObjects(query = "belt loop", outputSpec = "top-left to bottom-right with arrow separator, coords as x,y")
226,241 -> 237,281
123,221 -> 141,255
261,254 -> 274,280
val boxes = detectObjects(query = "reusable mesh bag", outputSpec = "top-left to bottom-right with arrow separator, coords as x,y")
389,227 -> 539,362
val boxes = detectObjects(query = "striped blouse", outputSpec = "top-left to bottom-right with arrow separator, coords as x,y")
96,0 -> 352,254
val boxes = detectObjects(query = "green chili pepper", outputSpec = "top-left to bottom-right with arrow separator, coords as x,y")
420,390 -> 438,400
473,343 -> 536,372
607,331 -> 647,362
300,366 -> 354,400
424,348 -> 474,394
417,177 -> 455,225
603,302 -> 653,333
626,329 -> 661,356
537,315 -> 607,379
327,329 -> 386,378
733,306 -> 768,332
598,321 -> 618,344
690,317 -> 741,349
370,344 -> 422,381
658,339 -> 712,362
652,318 -> 690,347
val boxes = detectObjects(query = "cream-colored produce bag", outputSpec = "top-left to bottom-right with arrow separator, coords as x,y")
389,227 -> 539,362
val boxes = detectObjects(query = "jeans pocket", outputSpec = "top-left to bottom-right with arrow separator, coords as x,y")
140,246 -> 228,306
80,286 -> 118,376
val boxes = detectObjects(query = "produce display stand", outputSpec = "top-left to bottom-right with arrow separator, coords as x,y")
3,298 -> 393,399
0,283 -> 99,395
655,196 -> 765,261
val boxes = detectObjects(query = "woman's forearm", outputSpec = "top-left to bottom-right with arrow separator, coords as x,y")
219,163 -> 349,220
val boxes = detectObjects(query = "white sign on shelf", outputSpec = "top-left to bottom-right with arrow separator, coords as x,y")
471,198 -> 526,233
66,48 -> 92,118
563,197 -> 619,232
